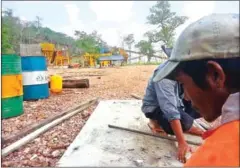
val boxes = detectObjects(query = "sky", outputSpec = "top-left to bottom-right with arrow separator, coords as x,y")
2,1 -> 239,50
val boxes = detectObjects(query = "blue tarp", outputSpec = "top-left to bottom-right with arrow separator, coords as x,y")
98,54 -> 125,61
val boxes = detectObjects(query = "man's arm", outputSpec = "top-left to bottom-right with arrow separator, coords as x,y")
170,120 -> 191,163
154,79 -> 191,163
153,79 -> 181,123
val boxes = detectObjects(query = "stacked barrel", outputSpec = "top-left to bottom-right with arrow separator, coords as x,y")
2,54 -> 24,119
20,44 -> 49,101
21,56 -> 49,100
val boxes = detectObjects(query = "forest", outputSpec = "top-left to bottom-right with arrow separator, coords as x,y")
2,1 -> 187,61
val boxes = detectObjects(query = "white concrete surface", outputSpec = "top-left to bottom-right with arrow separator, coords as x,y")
57,100 -> 202,167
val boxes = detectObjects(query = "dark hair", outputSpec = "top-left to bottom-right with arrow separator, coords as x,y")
177,57 -> 240,90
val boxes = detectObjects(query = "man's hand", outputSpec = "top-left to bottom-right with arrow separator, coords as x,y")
177,141 -> 193,163
170,120 -> 192,163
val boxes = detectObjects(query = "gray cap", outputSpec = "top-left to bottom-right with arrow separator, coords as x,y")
153,13 -> 239,82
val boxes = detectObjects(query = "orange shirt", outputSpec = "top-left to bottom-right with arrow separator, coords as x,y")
185,120 -> 240,167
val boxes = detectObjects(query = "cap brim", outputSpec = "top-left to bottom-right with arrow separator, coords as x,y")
153,60 -> 180,82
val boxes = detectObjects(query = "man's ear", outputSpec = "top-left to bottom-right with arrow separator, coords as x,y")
206,61 -> 226,89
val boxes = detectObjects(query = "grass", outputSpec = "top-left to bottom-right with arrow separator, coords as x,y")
125,61 -> 164,66
70,56 -> 164,67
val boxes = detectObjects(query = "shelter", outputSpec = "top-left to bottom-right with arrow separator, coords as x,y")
98,54 -> 125,66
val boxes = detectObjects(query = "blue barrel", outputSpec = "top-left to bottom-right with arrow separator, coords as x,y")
21,56 -> 49,100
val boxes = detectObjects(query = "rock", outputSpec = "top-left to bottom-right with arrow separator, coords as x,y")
133,159 -> 144,167
52,150 -> 61,157
128,148 -> 134,151
164,154 -> 171,158
24,147 -> 31,154
30,154 -> 38,160
2,161 -> 14,167
34,138 -> 41,143
53,137 -> 58,142
43,148 -> 52,156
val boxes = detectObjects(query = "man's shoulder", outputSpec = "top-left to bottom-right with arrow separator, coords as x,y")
204,120 -> 239,145
185,120 -> 240,167
153,76 -> 177,86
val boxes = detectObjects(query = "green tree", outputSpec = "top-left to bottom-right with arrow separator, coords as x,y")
135,40 -> 155,62
1,22 -> 13,54
123,34 -> 135,62
74,30 -> 105,54
1,8 -> 107,56
147,1 -> 188,47
123,34 -> 135,50
2,8 -> 22,53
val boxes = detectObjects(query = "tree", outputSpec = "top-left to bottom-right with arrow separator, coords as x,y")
123,34 -> 135,50
123,34 -> 135,62
1,22 -> 13,54
2,9 -> 13,17
74,30 -> 105,54
147,1 -> 188,47
2,8 -> 22,52
135,40 -> 155,62
144,31 -> 158,43
1,8 -> 107,56
133,31 -> 156,62
34,16 -> 43,42
35,16 -> 42,29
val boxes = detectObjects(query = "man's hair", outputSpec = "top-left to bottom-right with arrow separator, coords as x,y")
177,57 -> 240,91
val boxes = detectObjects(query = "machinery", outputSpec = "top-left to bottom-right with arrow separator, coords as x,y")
83,52 -> 112,67
40,44 -> 128,68
83,47 -> 128,67
41,43 -> 70,66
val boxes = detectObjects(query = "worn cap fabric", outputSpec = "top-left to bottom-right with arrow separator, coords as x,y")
153,13 -> 239,82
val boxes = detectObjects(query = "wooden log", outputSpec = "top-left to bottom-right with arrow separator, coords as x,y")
2,98 -> 98,145
62,79 -> 89,88
131,93 -> 142,100
2,98 -> 99,157
48,79 -> 90,89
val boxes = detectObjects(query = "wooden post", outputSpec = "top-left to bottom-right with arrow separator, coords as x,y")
2,98 -> 99,157
2,98 -> 98,145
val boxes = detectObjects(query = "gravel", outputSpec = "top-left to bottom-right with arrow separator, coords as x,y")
1,65 -> 156,167
2,65 -> 221,167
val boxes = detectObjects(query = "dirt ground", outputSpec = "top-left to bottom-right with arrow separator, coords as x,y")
1,65 -> 157,167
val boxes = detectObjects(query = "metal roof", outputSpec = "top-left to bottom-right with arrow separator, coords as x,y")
98,54 -> 125,61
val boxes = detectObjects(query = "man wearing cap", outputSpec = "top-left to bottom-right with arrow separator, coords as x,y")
141,46 -> 205,163
153,13 -> 239,166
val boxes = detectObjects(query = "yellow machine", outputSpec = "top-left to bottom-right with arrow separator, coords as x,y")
53,49 -> 70,66
83,52 -> 112,67
41,43 -> 70,66
40,43 -> 55,65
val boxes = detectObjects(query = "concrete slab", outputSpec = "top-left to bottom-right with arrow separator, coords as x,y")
57,100 -> 202,167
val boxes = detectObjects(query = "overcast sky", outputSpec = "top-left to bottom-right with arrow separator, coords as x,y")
2,1 -> 239,49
